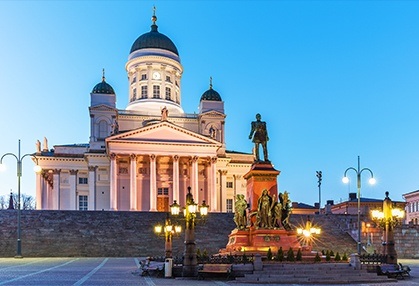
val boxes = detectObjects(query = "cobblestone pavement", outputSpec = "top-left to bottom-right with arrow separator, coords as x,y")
0,257 -> 417,285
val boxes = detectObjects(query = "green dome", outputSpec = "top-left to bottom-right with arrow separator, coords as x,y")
92,77 -> 115,94
130,24 -> 179,56
200,86 -> 222,101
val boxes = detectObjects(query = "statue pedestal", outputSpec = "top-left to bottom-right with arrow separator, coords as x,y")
220,227 -> 301,256
244,162 -> 280,212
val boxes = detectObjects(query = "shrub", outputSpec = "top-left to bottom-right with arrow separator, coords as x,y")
267,248 -> 273,260
325,251 -> 331,261
321,250 -> 325,255
275,247 -> 284,261
342,253 -> 348,261
335,252 -> 341,261
286,248 -> 295,262
329,250 -> 334,256
314,252 -> 321,262
296,248 -> 302,261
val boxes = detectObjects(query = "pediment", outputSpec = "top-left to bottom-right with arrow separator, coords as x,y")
106,121 -> 220,146
89,104 -> 117,111
199,110 -> 226,118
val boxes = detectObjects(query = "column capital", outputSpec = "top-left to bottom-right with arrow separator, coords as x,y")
70,169 -> 78,175
173,155 -> 179,162
53,169 -> 61,175
150,154 -> 156,161
88,166 -> 97,172
110,153 -> 117,160
130,154 -> 137,161
211,157 -> 218,164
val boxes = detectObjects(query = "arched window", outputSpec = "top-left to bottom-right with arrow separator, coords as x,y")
98,120 -> 108,139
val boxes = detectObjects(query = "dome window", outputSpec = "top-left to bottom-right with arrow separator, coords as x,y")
141,74 -> 147,80
141,86 -> 148,98
165,87 -> 171,100
153,85 -> 160,98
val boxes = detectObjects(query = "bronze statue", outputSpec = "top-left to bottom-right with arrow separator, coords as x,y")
249,113 -> 269,162
234,194 -> 248,229
257,189 -> 273,228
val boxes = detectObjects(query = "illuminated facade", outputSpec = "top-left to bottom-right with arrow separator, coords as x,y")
34,13 -> 253,212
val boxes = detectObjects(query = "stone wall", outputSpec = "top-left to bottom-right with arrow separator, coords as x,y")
0,210 -> 235,257
0,210 -> 417,258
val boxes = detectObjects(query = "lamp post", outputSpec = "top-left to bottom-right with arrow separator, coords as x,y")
316,171 -> 322,214
0,140 -> 41,258
154,213 -> 182,258
342,156 -> 375,255
296,216 -> 321,250
371,191 -> 404,264
170,186 -> 208,277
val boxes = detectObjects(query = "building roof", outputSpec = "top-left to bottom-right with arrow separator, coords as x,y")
130,23 -> 179,56
92,76 -> 115,94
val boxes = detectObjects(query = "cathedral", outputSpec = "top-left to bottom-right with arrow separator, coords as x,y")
34,11 -> 254,213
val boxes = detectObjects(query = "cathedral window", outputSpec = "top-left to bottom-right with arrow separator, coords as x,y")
131,76 -> 136,84
132,88 -> 137,100
165,87 -> 171,100
226,181 -> 233,188
98,120 -> 108,139
165,76 -> 171,82
78,177 -> 88,184
226,199 -> 233,213
141,86 -> 148,98
141,74 -> 147,80
79,195 -> 88,211
153,85 -> 160,98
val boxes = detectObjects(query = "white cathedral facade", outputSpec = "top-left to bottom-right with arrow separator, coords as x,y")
34,13 -> 254,213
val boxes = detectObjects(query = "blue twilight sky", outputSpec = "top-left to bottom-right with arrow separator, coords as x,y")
0,0 -> 418,207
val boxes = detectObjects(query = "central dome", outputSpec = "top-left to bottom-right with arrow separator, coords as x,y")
130,24 -> 179,56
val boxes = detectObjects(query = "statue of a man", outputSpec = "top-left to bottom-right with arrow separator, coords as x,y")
249,113 -> 269,162
234,194 -> 247,229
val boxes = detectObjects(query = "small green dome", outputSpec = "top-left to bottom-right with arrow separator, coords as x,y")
200,83 -> 222,101
92,76 -> 115,94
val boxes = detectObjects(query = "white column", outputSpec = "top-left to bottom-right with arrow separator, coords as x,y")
210,157 -> 217,212
35,171 -> 43,210
88,166 -> 96,210
191,156 -> 199,200
53,169 -> 61,210
172,155 -> 180,204
110,153 -> 118,210
149,154 -> 157,211
89,114 -> 95,142
130,154 -> 137,211
69,169 -> 77,210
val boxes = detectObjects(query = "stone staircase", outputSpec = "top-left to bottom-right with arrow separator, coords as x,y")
233,263 -> 397,284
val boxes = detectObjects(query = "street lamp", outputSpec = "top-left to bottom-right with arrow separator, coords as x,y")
154,213 -> 182,258
170,186 -> 209,277
342,156 -> 375,255
296,216 -> 321,250
316,171 -> 322,214
371,191 -> 404,264
0,139 -> 41,258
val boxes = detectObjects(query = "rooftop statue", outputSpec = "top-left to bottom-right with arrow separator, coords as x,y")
249,113 -> 269,162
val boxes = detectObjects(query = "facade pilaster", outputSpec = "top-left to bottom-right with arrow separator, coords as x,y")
150,154 -> 157,211
110,153 -> 117,210
69,169 -> 78,210
53,169 -> 61,210
88,166 -> 97,210
130,154 -> 137,211
35,170 -> 43,210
